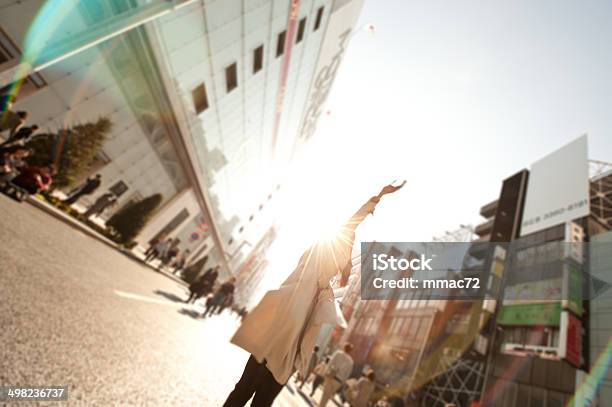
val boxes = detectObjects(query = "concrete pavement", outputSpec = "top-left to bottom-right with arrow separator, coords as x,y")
0,195 -> 321,406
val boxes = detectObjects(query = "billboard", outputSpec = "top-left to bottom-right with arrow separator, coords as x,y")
503,278 -> 562,305
497,302 -> 561,326
520,135 -> 589,236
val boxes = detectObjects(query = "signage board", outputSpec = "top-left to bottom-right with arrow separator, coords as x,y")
559,311 -> 583,367
562,264 -> 584,316
497,303 -> 562,326
520,135 -> 589,236
503,278 -> 562,305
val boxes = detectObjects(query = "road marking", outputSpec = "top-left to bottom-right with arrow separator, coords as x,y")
114,290 -> 185,307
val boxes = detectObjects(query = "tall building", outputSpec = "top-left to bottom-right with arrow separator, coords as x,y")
330,138 -> 611,407
0,0 -> 365,285
423,137 -> 612,407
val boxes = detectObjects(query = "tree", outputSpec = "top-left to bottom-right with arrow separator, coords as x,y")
26,117 -> 112,188
106,194 -> 163,245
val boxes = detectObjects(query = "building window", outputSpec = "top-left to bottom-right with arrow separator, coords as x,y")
150,208 -> 190,243
314,7 -> 324,31
0,27 -> 46,97
225,63 -> 238,93
296,17 -> 306,43
109,180 -> 129,197
253,45 -> 264,74
0,28 -> 19,65
0,47 -> 9,64
192,83 -> 209,114
276,31 -> 286,57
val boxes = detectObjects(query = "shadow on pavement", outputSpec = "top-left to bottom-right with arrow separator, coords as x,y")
154,289 -> 187,303
286,382 -> 317,406
178,308 -> 202,320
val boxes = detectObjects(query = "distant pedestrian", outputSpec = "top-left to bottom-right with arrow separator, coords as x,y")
186,265 -> 219,304
319,343 -> 355,407
310,357 -> 330,397
144,236 -> 164,258
145,237 -> 172,263
223,183 -> 405,407
0,110 -> 27,138
83,192 -> 117,218
237,306 -> 248,321
204,277 -> 236,317
218,291 -> 234,314
299,346 -> 320,389
346,370 -> 376,407
172,249 -> 191,275
0,147 -> 31,184
1,124 -> 39,147
11,165 -> 55,194
158,238 -> 180,270
64,174 -> 102,204
203,295 -> 215,316
181,254 -> 209,282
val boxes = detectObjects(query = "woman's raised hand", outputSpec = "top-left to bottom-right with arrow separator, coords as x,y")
377,180 -> 406,198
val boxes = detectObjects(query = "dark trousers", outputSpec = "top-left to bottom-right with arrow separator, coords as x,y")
310,374 -> 323,396
144,250 -> 159,262
64,191 -> 86,204
223,355 -> 284,407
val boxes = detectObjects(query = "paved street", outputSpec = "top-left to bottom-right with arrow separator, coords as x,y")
0,196 -> 324,406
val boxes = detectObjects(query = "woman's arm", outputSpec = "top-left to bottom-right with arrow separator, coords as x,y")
337,181 -> 406,286
343,181 -> 406,232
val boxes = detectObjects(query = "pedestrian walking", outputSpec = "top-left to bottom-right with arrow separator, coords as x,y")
0,147 -> 31,185
145,237 -> 172,263
298,346 -> 320,389
181,254 -> 209,282
319,344 -> 355,407
171,249 -> 190,275
83,192 -> 117,218
0,110 -> 27,138
223,182 -> 405,407
203,294 -> 216,316
63,174 -> 102,204
158,238 -> 180,271
144,235 -> 164,259
1,124 -> 39,147
345,370 -> 376,407
11,165 -> 55,194
186,265 -> 219,304
204,277 -> 236,317
310,357 -> 330,397
218,291 -> 234,314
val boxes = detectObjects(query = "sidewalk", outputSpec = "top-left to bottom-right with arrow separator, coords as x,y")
276,378 -> 344,407
24,194 -> 187,286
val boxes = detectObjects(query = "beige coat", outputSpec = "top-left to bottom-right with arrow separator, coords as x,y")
231,197 -> 379,384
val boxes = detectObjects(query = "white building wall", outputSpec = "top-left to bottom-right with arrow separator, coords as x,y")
1,0 -> 363,269
149,0 -> 337,253
138,188 -> 201,246
0,2 -> 180,212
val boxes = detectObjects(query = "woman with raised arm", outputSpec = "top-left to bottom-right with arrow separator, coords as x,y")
223,182 -> 405,407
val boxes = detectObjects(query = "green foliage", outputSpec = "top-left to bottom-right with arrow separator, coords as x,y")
24,133 -> 55,166
26,117 -> 112,188
106,194 -> 163,245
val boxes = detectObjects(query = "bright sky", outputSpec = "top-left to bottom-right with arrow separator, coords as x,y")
261,0 -> 612,291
